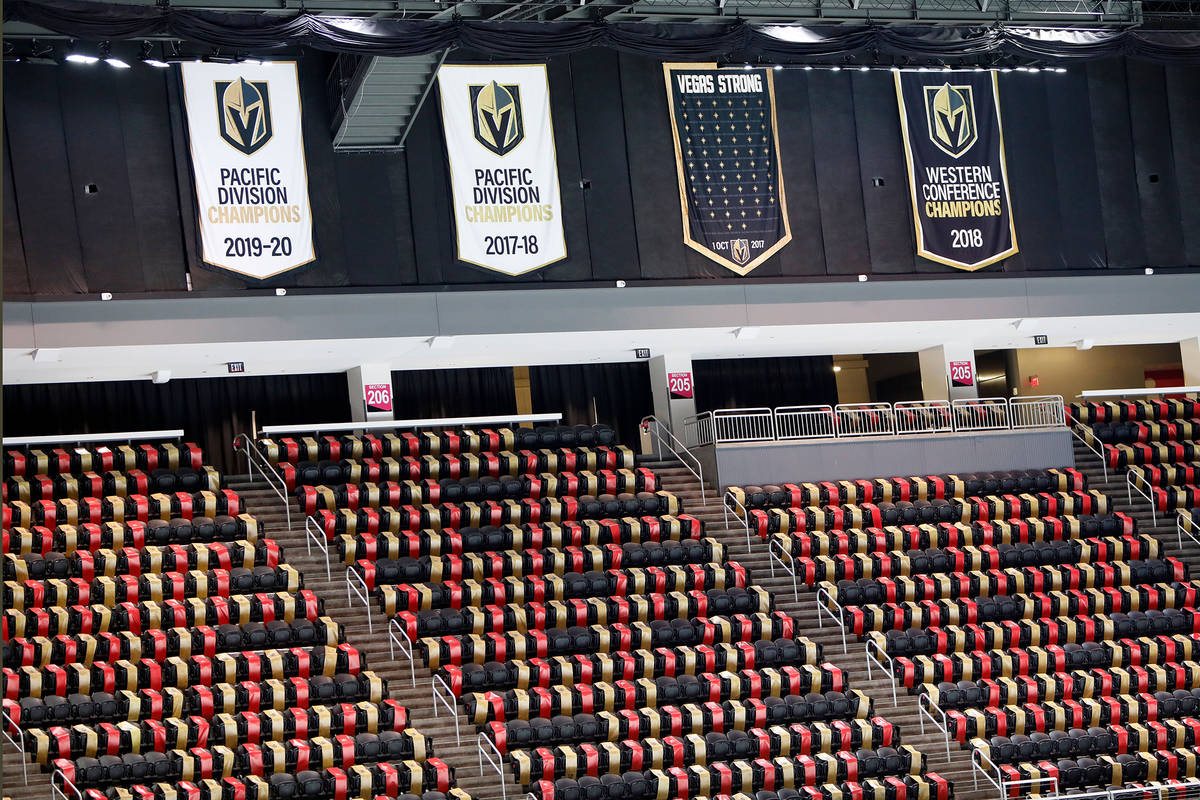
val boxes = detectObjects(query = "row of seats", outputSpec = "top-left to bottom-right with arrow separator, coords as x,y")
5,467 -> 221,502
728,469 -> 1085,511
1068,400 -> 1199,424
1105,442 -> 1199,469
929,663 -> 1200,709
273,449 -> 635,480
291,468 -> 657,500
4,490 -> 243,527
4,518 -> 262,555
3,538 -> 282,581
259,425 -> 618,464
1079,421 -> 1200,447
4,442 -> 204,478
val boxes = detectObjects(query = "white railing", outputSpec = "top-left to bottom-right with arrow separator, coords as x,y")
478,732 -> 509,800
915,692 -> 953,760
684,411 -> 715,448
234,433 -> 293,533
690,396 -> 1064,444
1181,512 -> 1197,551
259,412 -> 563,436
972,745 -> 1060,799
712,408 -> 776,443
51,771 -> 83,800
640,415 -> 707,504
774,404 -> 836,440
1010,394 -> 1066,429
952,397 -> 1010,431
722,490 -> 754,549
346,566 -> 375,633
814,584 -> 848,654
3,708 -> 27,784
894,400 -> 953,435
304,515 -> 332,580
863,638 -> 899,707
387,617 -> 417,687
766,537 -> 799,601
835,403 -> 896,438
1126,470 -> 1159,527
2,428 -> 185,447
1068,424 -> 1109,481
432,673 -> 461,746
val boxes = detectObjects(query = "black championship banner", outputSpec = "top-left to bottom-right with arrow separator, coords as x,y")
895,71 -> 1018,271
664,63 -> 790,276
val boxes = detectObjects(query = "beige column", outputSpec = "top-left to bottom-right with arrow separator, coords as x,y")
513,365 -> 533,427
833,355 -> 871,404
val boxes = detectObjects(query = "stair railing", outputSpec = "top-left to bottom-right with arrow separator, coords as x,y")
50,770 -> 84,800
3,706 -> 28,784
305,514 -> 332,580
346,565 -> 374,632
1125,469 -> 1159,527
1180,512 -> 1198,551
863,638 -> 899,707
971,746 -> 1005,795
766,537 -> 799,601
1067,424 -> 1108,482
234,433 -> 293,532
814,585 -> 848,655
640,415 -> 707,504
722,490 -> 753,550
431,674 -> 461,746
387,616 -> 417,687
478,732 -> 509,800
915,692 -> 953,760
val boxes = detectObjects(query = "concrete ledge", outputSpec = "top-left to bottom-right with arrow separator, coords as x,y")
714,428 -> 1075,488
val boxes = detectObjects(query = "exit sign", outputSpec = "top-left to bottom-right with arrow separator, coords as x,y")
1034,335 -> 1048,345
227,362 -> 245,373
635,348 -> 651,359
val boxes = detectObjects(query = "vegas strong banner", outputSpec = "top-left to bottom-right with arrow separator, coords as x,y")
436,64 -> 566,275
895,71 -> 1017,271
180,61 -> 315,280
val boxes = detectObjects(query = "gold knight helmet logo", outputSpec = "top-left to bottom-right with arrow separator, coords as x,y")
730,238 -> 750,266
924,83 -> 977,159
216,77 -> 273,155
469,80 -> 525,156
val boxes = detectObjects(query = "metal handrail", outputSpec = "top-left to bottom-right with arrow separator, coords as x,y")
234,433 -> 293,533
431,674 -> 461,746
915,692 -> 953,760
346,566 -> 375,633
305,515 -> 332,580
1068,424 -> 1109,481
683,411 -> 715,448
767,537 -> 799,601
3,707 -> 28,784
387,616 -> 417,687
260,412 -> 563,436
640,415 -> 707,504
863,638 -> 898,707
478,731 -> 509,800
712,407 -> 776,443
814,584 -> 848,654
722,490 -> 754,549
2,429 -> 185,447
1126,469 -> 1159,527
971,746 -> 1004,795
1182,512 -> 1198,551
51,770 -> 84,800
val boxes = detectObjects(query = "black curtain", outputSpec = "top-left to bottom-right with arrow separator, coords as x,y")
693,355 -> 838,412
2,374 -> 351,474
390,367 -> 517,420
529,362 -> 652,448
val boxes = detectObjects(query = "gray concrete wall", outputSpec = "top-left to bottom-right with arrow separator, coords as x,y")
714,428 -> 1075,488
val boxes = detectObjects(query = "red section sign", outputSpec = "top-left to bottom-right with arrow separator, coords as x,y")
667,372 -> 694,399
949,361 -> 975,388
364,383 -> 393,412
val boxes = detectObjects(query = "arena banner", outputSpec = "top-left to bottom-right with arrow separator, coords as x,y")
436,64 -> 566,275
180,61 -> 315,280
664,63 -> 790,276
895,70 -> 1018,271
